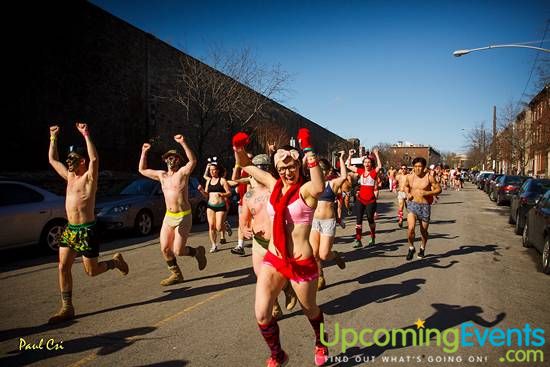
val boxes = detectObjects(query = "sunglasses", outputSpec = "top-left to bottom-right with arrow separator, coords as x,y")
277,164 -> 297,174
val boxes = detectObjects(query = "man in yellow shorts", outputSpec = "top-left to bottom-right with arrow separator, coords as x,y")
139,134 -> 207,285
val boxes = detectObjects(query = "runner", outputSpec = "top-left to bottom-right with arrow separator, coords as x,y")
47,122 -> 129,324
139,134 -> 207,286
403,157 -> 442,260
395,163 -> 410,228
388,165 -> 397,192
346,148 -> 382,248
310,153 -> 347,290
233,129 -> 330,367
230,153 -> 253,255
199,158 -> 232,253
238,153 -> 297,319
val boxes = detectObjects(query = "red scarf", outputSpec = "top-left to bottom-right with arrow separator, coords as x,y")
269,177 -> 303,260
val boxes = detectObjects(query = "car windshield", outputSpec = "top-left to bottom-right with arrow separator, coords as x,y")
120,179 -> 157,195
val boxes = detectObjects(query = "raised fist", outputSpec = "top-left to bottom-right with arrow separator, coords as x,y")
297,128 -> 312,150
142,143 -> 151,152
373,148 -> 379,155
232,132 -> 250,149
49,125 -> 60,137
338,150 -> 345,156
174,134 -> 185,143
75,122 -> 88,136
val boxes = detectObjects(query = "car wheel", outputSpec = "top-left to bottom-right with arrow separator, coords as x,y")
135,210 -> 153,236
496,194 -> 503,206
194,202 -> 207,224
40,219 -> 66,253
514,212 -> 522,235
522,222 -> 531,248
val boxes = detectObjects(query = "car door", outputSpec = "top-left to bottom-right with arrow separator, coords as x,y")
531,192 -> 550,251
0,183 -> 49,248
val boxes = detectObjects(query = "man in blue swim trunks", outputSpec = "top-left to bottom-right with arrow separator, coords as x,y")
403,157 -> 442,260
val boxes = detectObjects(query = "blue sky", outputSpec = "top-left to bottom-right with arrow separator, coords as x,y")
90,0 -> 549,153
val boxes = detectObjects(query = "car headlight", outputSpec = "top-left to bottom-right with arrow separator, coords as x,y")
108,205 -> 130,214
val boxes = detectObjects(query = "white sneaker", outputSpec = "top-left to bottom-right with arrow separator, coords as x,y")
209,245 -> 218,253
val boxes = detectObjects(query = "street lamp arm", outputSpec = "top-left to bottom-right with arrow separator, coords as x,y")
453,44 -> 550,57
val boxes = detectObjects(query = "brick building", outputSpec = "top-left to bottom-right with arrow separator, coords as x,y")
390,145 -> 442,167
5,2 -> 348,173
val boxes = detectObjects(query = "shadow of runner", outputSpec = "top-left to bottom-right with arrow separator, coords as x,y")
331,303 -> 506,366
134,361 -> 188,367
1,326 -> 156,367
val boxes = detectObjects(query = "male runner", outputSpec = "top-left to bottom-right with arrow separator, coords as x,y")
403,157 -> 442,260
48,123 -> 129,324
395,163 -> 409,228
139,134 -> 207,286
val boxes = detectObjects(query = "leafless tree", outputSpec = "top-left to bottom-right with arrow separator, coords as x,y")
497,101 -> 530,175
464,121 -> 491,169
168,46 -> 292,162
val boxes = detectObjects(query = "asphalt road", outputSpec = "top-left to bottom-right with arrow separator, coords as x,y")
1,183 -> 548,367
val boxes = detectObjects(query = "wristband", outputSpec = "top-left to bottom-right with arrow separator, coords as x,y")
234,164 -> 241,169
307,160 -> 319,169
50,136 -> 56,142
303,147 -> 313,152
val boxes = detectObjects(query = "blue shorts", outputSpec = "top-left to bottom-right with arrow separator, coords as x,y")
407,201 -> 431,223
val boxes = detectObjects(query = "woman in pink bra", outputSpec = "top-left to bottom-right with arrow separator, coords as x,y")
233,129 -> 329,367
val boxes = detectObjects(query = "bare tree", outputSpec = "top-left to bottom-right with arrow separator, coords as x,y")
168,47 -> 292,162
464,121 -> 491,170
497,102 -> 530,175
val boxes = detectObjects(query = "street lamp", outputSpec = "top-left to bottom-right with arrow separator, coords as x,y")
453,43 -> 550,57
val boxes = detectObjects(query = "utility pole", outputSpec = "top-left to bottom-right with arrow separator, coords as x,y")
493,106 -> 497,171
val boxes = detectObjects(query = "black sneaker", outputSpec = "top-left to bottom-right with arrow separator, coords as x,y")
417,247 -> 425,259
220,238 -> 227,245
406,247 -> 416,261
225,221 -> 232,236
230,246 -> 245,255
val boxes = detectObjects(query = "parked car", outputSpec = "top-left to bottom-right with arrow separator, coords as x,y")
509,178 -> 550,234
477,172 -> 493,189
96,177 -> 207,236
0,180 -> 67,252
491,175 -> 528,205
485,174 -> 503,195
522,190 -> 550,274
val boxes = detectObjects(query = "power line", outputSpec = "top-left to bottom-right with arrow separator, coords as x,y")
519,20 -> 549,105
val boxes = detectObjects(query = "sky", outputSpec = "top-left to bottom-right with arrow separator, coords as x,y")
90,0 -> 549,154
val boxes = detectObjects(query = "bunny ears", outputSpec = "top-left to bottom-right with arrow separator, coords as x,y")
207,156 -> 218,165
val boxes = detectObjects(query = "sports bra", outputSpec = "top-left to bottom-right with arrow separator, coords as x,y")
318,182 -> 336,202
267,196 -> 314,225
207,178 -> 224,193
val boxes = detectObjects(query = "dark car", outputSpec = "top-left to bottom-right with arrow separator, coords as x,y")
477,172 -> 493,189
509,178 -> 550,234
491,175 -> 529,205
522,190 -> 550,274
96,177 -> 207,236
485,174 -> 503,195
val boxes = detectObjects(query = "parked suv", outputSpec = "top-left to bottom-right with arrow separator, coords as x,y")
522,190 -> 550,274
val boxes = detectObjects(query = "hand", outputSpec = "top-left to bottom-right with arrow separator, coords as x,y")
297,128 -> 312,150
242,227 -> 253,239
232,132 -> 250,149
338,150 -> 345,157
174,134 -> 185,143
268,142 -> 276,153
373,148 -> 379,155
197,184 -> 203,191
76,122 -> 89,136
142,143 -> 151,153
349,148 -> 356,155
49,125 -> 60,137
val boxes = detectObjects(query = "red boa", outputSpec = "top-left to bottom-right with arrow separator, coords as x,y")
269,177 -> 303,260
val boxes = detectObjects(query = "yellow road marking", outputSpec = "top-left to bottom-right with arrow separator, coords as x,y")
67,289 -> 231,367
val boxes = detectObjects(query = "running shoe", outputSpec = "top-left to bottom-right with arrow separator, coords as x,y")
230,245 -> 245,255
339,220 -> 346,229
266,351 -> 289,367
398,219 -> 403,228
368,237 -> 375,246
353,240 -> 363,249
333,251 -> 346,269
195,246 -> 207,270
314,345 -> 329,366
417,247 -> 425,259
209,245 -> 218,253
406,247 -> 416,261
220,238 -> 227,245
225,221 -> 232,236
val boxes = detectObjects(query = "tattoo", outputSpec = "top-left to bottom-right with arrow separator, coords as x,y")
250,208 -> 256,215
244,190 -> 254,199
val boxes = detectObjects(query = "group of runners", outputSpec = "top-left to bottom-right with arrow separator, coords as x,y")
47,123 -> 443,367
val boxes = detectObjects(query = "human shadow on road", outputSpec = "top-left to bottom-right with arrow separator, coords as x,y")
326,244 -> 498,290
321,279 -> 426,315
331,303 -> 506,366
134,361 -> 188,367
0,320 -> 77,343
1,326 -> 156,367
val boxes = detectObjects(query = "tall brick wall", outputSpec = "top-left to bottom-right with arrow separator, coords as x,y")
4,1 -> 348,175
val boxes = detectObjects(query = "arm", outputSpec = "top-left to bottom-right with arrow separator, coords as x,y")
138,143 -> 164,181
76,122 -> 98,180
373,148 -> 382,173
48,125 -> 68,180
426,175 -> 442,197
203,164 -> 210,181
404,175 -> 413,200
220,178 -> 233,198
331,151 -> 349,191
234,147 -> 277,191
345,148 -> 358,173
174,134 -> 197,174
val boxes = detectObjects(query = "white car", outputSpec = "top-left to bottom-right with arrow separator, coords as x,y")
0,181 -> 67,252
